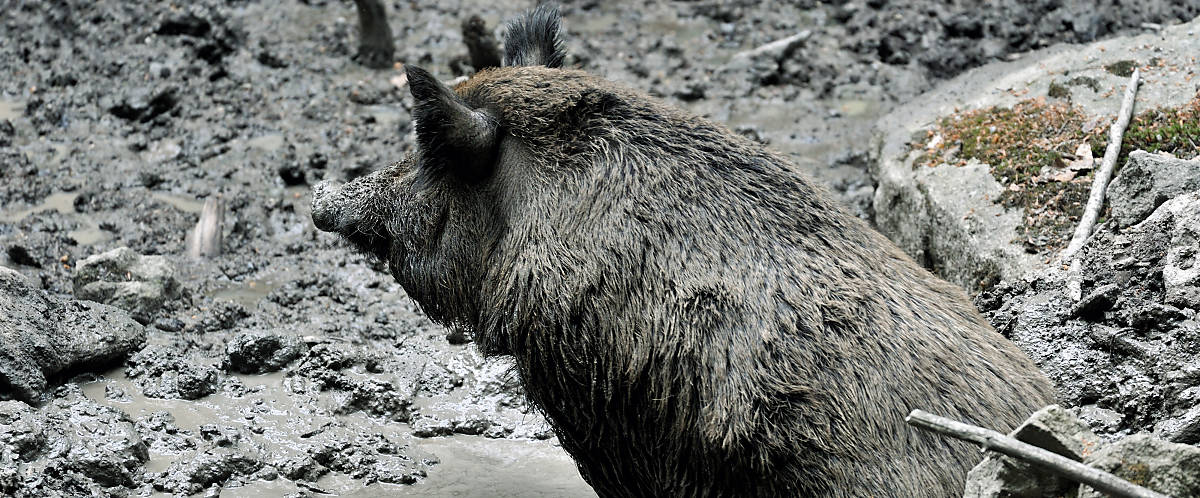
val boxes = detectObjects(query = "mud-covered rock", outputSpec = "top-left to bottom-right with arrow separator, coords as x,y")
299,425 -> 429,485
20,388 -> 149,492
290,344 -> 413,421
223,330 -> 308,374
1079,434 -> 1200,498
1107,151 -> 1200,228
73,246 -> 181,324
125,345 -> 220,400
964,405 -> 1101,497
0,400 -> 45,462
978,192 -> 1200,438
154,446 -> 264,495
0,267 -> 145,402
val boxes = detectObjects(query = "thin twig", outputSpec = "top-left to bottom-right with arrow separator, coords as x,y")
906,410 -> 1168,498
1061,68 -> 1140,260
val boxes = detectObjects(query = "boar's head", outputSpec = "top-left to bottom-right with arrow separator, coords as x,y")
311,6 -> 589,350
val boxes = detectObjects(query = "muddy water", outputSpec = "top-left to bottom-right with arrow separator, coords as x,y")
151,192 -> 205,214
209,276 -> 286,309
81,367 -> 593,497
0,191 -> 112,246
0,191 -> 78,221
396,438 -> 590,497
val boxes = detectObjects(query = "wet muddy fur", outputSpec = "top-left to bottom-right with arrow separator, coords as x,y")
312,6 -> 1054,497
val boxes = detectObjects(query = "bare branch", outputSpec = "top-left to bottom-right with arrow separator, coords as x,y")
1062,68 -> 1140,260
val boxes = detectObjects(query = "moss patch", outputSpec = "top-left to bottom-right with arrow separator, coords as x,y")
912,92 -> 1200,255
1048,81 -> 1072,99
1120,96 -> 1200,161
1105,59 -> 1138,77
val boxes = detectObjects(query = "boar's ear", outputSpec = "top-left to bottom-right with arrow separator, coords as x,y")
406,65 -> 499,182
502,4 -> 566,68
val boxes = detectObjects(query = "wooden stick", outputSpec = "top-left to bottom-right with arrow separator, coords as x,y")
1062,68 -> 1140,260
731,31 -> 811,60
906,410 -> 1168,498
186,197 -> 223,258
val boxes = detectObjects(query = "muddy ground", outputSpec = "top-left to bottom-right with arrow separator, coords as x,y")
2,0 -> 1199,496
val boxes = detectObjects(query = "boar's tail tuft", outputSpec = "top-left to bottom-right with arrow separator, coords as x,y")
502,4 -> 566,69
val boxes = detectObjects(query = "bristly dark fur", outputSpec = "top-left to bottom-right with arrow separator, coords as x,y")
502,4 -> 565,68
406,65 -> 499,182
312,7 -> 1056,498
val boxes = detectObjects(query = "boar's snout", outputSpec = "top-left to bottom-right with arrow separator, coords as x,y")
311,180 -> 354,234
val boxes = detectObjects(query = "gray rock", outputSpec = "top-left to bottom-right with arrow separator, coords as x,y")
1074,405 -> 1124,437
1079,434 -> 1200,498
1153,193 -> 1200,310
1107,151 -> 1200,228
1155,404 -> 1200,445
873,158 -> 1027,291
223,331 -> 308,374
964,405 -> 1100,498
0,266 -> 146,403
1010,405 -> 1102,460
73,246 -> 181,324
871,20 -> 1200,292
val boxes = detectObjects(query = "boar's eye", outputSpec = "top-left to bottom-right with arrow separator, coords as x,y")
502,4 -> 565,68
406,65 -> 500,183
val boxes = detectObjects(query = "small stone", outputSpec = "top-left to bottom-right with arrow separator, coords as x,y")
223,331 -> 308,374
1071,283 -> 1120,319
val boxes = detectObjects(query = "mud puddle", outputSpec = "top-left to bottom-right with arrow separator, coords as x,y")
0,191 -> 111,246
397,437 -> 593,497
80,366 -> 593,497
151,192 -> 206,214
208,276 -> 287,309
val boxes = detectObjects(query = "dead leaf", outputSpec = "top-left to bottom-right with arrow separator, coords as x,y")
1044,169 -> 1077,182
1067,142 -> 1094,171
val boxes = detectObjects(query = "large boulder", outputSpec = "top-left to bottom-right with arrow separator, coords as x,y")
73,246 -> 181,324
1107,151 -> 1200,228
871,18 -> 1200,291
0,267 -> 146,403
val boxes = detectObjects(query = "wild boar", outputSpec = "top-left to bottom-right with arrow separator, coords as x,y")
311,6 -> 1053,497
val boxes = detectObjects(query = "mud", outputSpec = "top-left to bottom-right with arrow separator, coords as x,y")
2,0 -> 1198,495
977,193 -> 1200,443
